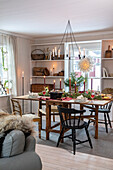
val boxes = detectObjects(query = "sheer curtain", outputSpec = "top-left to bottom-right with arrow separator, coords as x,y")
0,34 -> 17,96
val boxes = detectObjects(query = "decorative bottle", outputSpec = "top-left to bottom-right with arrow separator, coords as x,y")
105,45 -> 112,58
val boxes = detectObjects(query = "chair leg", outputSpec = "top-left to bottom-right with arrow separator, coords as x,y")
85,127 -> 93,149
56,127 -> 64,147
87,112 -> 93,128
104,113 -> 108,133
106,113 -> 112,128
72,129 -> 76,155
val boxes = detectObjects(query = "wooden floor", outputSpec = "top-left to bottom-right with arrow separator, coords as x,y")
36,144 -> 113,170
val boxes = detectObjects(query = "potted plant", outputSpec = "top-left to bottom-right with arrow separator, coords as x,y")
64,72 -> 87,92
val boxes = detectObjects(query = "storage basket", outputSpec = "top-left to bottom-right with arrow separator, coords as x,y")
33,67 -> 50,76
31,49 -> 45,60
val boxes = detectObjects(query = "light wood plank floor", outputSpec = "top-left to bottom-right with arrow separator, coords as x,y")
36,144 -> 113,170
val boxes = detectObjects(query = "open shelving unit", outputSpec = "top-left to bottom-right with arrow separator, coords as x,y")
30,42 -> 65,90
31,76 -> 64,78
101,39 -> 113,91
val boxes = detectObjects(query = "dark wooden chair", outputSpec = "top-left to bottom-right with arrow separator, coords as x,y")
57,106 -> 93,155
88,102 -> 112,133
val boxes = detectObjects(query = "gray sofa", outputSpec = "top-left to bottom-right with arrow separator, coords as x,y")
0,130 -> 42,170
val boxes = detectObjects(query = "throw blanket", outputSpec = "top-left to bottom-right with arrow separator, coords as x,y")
0,112 -> 36,136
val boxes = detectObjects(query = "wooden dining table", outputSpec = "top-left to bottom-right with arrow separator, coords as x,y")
12,95 -> 111,139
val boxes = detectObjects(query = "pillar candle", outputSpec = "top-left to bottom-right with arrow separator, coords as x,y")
22,71 -> 24,77
79,46 -> 81,55
83,48 -> 85,56
54,80 -> 55,91
75,81 -> 76,93
55,47 -> 57,56
30,78 -> 32,84
69,77 -> 71,92
91,78 -> 93,90
53,49 -> 55,57
84,80 -> 85,92
58,49 -> 60,58
60,79 -> 61,90
44,75 -> 46,86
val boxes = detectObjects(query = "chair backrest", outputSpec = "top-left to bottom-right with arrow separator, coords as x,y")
57,105 -> 85,128
108,101 -> 112,111
100,101 -> 112,110
11,99 -> 22,116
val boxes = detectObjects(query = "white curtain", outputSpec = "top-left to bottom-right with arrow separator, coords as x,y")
0,34 -> 17,96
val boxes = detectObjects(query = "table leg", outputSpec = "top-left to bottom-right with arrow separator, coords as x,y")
95,105 -> 99,139
30,100 -> 32,114
46,102 -> 51,140
38,101 -> 42,139
80,104 -> 84,120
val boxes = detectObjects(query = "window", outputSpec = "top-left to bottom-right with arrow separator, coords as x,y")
65,40 -> 101,91
0,46 -> 9,94
0,34 -> 17,96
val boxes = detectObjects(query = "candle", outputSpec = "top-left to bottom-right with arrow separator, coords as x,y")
60,79 -> 61,90
55,47 -> 57,56
84,80 -> 85,92
91,78 -> 93,90
66,47 -> 68,57
83,48 -> 85,56
54,80 -> 55,91
79,46 -> 81,55
30,78 -> 32,84
53,49 -> 55,57
69,77 -> 71,92
44,75 -> 46,86
50,69 -> 52,76
112,46 -> 113,50
22,71 -> 24,77
58,49 -> 60,58
75,81 -> 76,93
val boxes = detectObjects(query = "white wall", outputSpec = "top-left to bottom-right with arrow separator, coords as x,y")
15,37 -> 31,95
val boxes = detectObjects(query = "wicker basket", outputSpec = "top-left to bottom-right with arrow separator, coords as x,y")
31,49 -> 45,60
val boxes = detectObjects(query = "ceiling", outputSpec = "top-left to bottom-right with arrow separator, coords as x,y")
0,0 -> 113,38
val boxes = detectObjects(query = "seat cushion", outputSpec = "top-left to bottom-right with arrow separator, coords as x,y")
1,130 -> 25,158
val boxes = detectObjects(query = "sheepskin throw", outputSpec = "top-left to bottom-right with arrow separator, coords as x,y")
0,112 -> 36,136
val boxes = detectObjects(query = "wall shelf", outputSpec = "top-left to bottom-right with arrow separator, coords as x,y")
101,58 -> 113,60
31,76 -> 64,78
101,77 -> 113,79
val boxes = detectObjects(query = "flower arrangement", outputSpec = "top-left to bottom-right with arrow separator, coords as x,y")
62,90 -> 102,100
64,72 -> 87,90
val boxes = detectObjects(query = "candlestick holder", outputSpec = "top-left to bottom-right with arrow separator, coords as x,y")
22,76 -> 24,114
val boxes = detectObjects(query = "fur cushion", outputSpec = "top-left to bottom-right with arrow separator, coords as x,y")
0,112 -> 36,136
